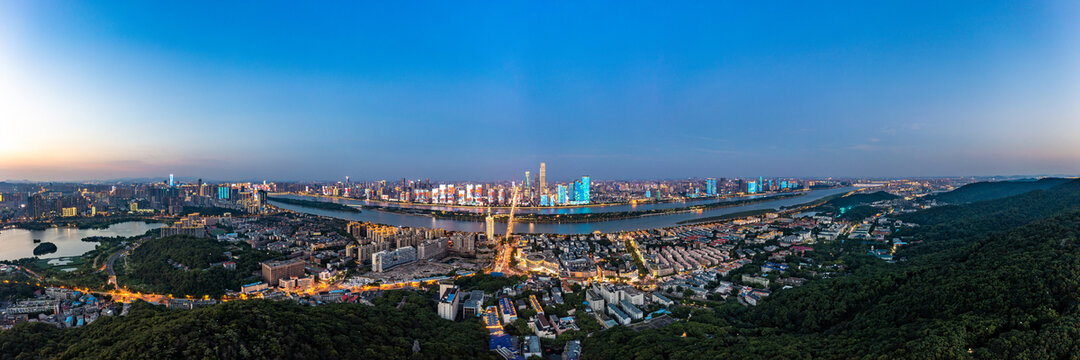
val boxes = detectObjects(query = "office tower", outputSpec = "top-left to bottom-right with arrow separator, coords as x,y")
539,162 -> 546,196
580,176 -> 590,204
524,171 -> 531,198
169,174 -> 174,187
706,178 -> 717,196
218,186 -> 230,200
345,176 -> 349,184
747,181 -> 758,194
486,214 -> 495,240
557,185 -> 568,204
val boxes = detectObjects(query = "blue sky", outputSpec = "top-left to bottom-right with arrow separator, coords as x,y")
1,1 -> 1078,181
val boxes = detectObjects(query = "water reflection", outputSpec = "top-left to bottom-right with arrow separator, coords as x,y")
271,187 -> 853,234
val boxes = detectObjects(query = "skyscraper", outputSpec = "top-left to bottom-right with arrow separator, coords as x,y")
579,176 -> 590,204
539,162 -> 546,197
169,174 -> 174,187
524,171 -> 531,199
557,185 -> 568,205
706,178 -> 717,196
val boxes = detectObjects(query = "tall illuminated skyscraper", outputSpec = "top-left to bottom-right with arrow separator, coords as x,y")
524,171 -> 531,198
169,174 -> 174,187
557,185 -> 568,204
706,178 -> 717,196
539,162 -> 546,197
485,213 -> 495,241
579,176 -> 590,204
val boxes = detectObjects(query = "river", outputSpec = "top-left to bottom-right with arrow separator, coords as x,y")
0,221 -> 164,261
269,187 -> 854,234
273,192 -> 789,215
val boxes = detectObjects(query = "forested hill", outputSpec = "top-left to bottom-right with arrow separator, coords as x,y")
0,292 -> 493,360
930,177 -> 1072,204
585,179 -> 1080,359
826,190 -> 898,209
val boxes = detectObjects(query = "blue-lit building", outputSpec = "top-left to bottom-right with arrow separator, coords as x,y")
747,181 -> 758,194
218,186 -> 230,200
169,174 -> 174,187
540,195 -> 549,206
557,185 -> 568,204
781,180 -> 788,189
579,176 -> 590,204
645,189 -> 651,198
706,178 -> 717,196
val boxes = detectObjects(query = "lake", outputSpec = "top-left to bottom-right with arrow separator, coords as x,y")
0,221 -> 164,261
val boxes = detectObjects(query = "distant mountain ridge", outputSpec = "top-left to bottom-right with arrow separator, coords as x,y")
930,177 -> 1074,204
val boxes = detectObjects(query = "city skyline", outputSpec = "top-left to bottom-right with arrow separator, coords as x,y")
3,1 -> 1080,181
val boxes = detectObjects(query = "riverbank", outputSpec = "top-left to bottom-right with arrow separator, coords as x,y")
266,197 -> 362,213
319,192 -> 805,224
12,217 -> 163,231
266,187 -> 856,234
270,189 -> 807,211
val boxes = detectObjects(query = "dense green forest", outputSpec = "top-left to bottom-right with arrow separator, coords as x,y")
825,190 -> 898,209
0,291 -> 494,360
836,205 -> 880,222
31,242 -> 57,256
118,236 -> 278,297
584,179 -> 1080,359
931,177 -> 1071,204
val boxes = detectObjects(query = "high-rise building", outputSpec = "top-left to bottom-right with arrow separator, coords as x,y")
485,214 -> 495,240
539,162 -> 546,197
218,186 -> 230,200
706,178 -> 717,196
169,174 -> 174,187
578,176 -> 590,204
557,185 -> 568,205
524,171 -> 531,198
747,181 -> 758,194
260,259 -> 306,286
372,246 -> 417,272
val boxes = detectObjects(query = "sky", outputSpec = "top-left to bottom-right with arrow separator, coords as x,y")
1,1 -> 1079,182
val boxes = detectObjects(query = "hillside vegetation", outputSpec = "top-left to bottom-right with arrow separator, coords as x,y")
118,236 -> 277,297
0,291 -> 493,360
585,179 -> 1080,359
931,177 -> 1072,204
